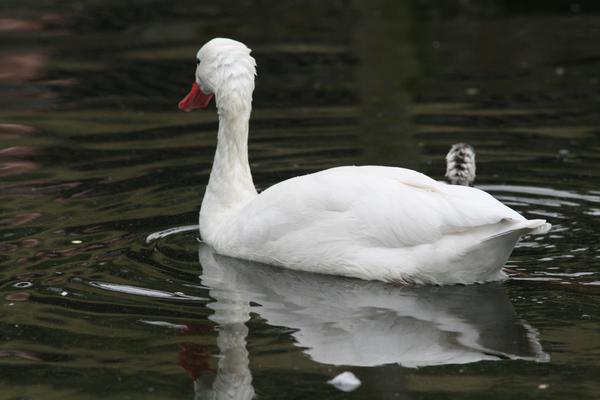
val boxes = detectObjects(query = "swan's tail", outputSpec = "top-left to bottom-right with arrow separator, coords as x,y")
483,219 -> 551,242
524,219 -> 552,235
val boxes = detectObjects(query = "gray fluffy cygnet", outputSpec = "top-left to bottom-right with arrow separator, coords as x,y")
445,143 -> 476,186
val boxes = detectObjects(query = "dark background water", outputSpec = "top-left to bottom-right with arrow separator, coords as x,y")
0,1 -> 599,399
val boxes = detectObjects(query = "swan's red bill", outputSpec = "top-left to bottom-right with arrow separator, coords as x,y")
178,82 -> 214,111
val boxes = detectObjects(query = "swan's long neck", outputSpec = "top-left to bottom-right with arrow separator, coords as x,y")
211,110 -> 256,197
200,85 -> 257,240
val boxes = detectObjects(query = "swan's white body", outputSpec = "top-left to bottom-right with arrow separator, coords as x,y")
185,38 -> 550,285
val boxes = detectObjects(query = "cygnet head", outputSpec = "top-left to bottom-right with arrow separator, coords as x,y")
179,38 -> 257,115
445,143 -> 476,186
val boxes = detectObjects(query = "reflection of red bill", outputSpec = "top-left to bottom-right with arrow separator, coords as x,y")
178,324 -> 216,380
178,82 -> 214,111
178,342 -> 215,380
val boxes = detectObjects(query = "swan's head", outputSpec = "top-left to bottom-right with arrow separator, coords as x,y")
445,143 -> 476,186
179,38 -> 256,114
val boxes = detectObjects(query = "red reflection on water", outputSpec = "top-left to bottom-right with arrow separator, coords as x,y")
180,324 -> 214,335
5,292 -> 30,302
0,14 -> 65,33
0,145 -> 42,182
21,238 -> 39,248
0,349 -> 42,362
0,243 -> 17,253
178,324 -> 216,380
0,212 -> 42,226
0,12 -> 67,111
178,343 -> 215,380
15,272 -> 40,280
0,53 -> 48,82
0,161 -> 40,176
0,146 -> 40,157
0,18 -> 44,32
0,124 -> 36,138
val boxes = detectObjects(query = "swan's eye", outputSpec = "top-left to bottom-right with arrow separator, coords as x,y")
196,58 -> 200,66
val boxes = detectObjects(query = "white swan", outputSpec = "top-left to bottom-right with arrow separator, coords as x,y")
178,38 -> 550,285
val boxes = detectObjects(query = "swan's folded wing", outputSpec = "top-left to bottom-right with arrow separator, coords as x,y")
354,165 -> 527,233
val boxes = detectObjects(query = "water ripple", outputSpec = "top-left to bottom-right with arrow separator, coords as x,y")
88,281 -> 208,301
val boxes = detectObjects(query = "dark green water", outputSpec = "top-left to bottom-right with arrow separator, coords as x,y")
1,1 -> 599,399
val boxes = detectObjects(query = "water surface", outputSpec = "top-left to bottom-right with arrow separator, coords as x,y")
0,1 -> 599,399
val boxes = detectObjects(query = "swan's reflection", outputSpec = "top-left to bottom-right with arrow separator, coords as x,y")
191,259 -> 254,400
195,244 -> 547,397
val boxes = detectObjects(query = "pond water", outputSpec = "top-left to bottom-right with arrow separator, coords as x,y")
1,1 -> 599,399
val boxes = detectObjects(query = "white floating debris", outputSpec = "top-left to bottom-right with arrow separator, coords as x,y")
465,87 -> 479,96
60,291 -> 68,296
538,383 -> 549,390
555,66 -> 565,76
71,240 -> 83,244
328,371 -> 361,392
557,149 -> 569,159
